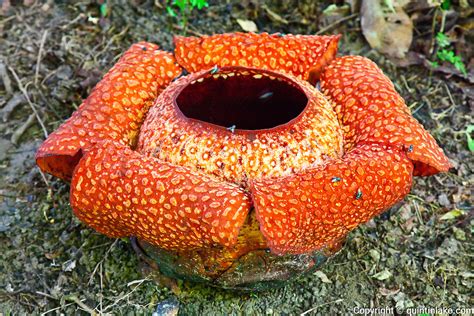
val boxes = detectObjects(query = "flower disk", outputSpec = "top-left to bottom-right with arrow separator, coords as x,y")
138,67 -> 343,186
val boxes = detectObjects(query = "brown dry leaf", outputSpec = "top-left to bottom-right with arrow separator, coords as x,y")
361,0 -> 413,59
236,19 -> 258,32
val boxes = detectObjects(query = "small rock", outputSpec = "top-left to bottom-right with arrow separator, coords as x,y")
438,193 -> 451,207
55,65 -> 73,80
62,259 -> 76,272
152,296 -> 179,316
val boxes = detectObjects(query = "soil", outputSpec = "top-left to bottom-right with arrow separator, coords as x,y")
0,1 -> 472,315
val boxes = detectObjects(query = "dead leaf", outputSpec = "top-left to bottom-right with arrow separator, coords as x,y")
314,270 -> 332,283
236,19 -> 258,32
379,287 -> 400,296
361,0 -> 413,59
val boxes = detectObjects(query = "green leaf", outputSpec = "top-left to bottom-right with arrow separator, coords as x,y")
437,49 -> 455,63
173,0 -> 187,11
190,0 -> 208,9
166,6 -> 177,17
440,0 -> 451,10
99,3 -> 108,17
466,125 -> 474,152
436,48 -> 468,76
435,32 -> 450,48
440,209 -> 466,220
454,60 -> 468,76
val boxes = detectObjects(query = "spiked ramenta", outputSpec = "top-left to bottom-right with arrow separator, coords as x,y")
36,33 -> 450,289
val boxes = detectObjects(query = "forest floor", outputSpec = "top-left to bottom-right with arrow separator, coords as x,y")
0,1 -> 472,315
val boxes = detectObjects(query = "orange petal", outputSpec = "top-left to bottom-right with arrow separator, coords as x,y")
321,56 -> 451,176
36,42 -> 182,181
174,32 -> 340,84
70,141 -> 251,250
251,144 -> 413,255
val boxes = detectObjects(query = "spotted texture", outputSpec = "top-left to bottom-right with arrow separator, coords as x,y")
251,144 -> 414,254
35,36 -> 451,257
71,141 -> 251,250
321,56 -> 451,176
36,42 -> 182,180
174,32 -> 340,84
137,67 -> 343,186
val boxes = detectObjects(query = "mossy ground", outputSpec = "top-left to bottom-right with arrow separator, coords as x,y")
0,1 -> 472,315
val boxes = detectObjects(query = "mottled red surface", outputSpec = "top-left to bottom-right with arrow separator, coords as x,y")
320,56 -> 451,176
251,144 -> 414,254
36,42 -> 182,181
71,141 -> 250,250
174,32 -> 340,84
36,33 -> 451,255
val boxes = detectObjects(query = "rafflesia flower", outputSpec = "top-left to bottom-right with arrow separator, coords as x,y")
36,33 -> 451,289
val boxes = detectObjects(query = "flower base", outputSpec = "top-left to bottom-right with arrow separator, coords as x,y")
131,237 -> 335,291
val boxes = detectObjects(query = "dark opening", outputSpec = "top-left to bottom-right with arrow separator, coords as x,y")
176,72 -> 308,130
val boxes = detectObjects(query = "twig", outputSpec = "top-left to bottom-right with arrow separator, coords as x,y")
0,60 -> 13,95
37,167 -> 51,191
11,113 -> 35,145
65,295 -> 97,315
40,301 -> 76,315
443,83 -> 456,108
60,13 -> 86,30
35,30 -> 48,86
88,239 -> 118,285
300,299 -> 344,315
316,13 -> 358,35
8,66 -> 48,139
35,291 -> 57,300
102,278 -> 149,313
